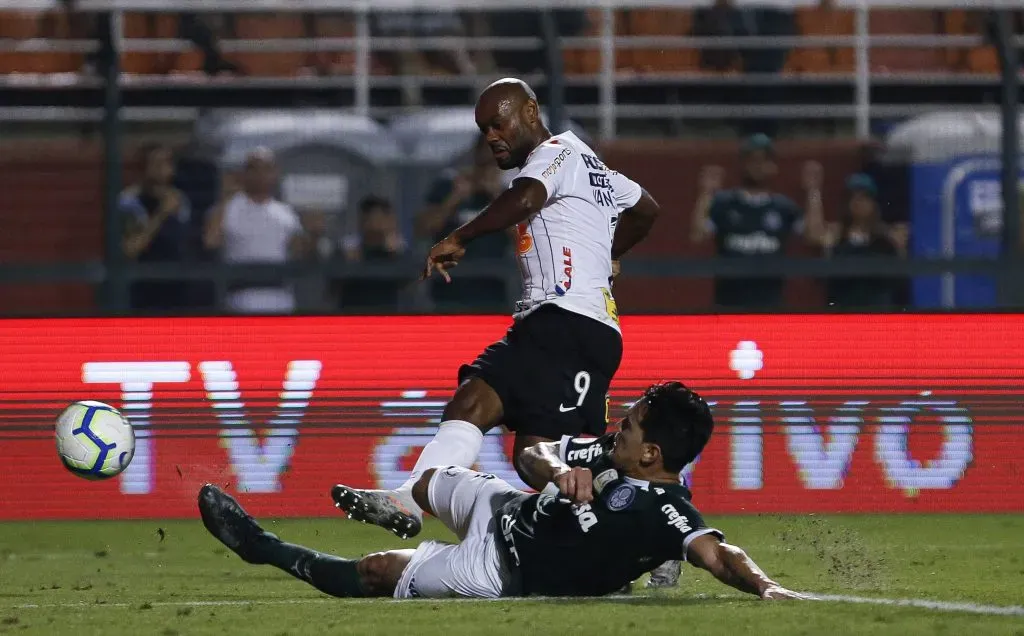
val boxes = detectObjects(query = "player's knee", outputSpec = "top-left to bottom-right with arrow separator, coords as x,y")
412,468 -> 437,515
357,550 -> 411,596
444,378 -> 502,429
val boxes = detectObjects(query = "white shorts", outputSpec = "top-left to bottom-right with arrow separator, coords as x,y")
394,466 -> 527,599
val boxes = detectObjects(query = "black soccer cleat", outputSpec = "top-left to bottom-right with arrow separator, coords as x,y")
197,483 -> 277,564
330,484 -> 422,540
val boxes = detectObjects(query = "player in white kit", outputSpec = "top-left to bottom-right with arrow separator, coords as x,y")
332,78 -> 661,544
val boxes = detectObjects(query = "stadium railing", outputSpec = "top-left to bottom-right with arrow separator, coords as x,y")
0,0 -> 1021,137
1,0 -> 1022,315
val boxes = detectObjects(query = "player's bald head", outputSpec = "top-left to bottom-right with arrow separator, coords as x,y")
475,78 -> 547,170
477,78 -> 538,113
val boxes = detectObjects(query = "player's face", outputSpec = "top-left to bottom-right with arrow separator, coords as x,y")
610,401 -> 648,471
476,101 -> 533,170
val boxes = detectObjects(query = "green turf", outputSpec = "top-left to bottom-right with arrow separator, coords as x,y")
1,514 -> 1022,635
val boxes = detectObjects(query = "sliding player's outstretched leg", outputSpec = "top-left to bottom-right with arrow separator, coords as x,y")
199,484 -> 396,597
198,483 -> 275,564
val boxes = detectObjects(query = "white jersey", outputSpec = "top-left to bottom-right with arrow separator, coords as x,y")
508,131 -> 642,333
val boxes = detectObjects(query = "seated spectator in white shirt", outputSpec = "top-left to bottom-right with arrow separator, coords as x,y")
202,148 -> 321,314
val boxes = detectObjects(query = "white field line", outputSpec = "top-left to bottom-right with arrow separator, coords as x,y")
812,594 -> 1024,617
9,594 -> 1024,616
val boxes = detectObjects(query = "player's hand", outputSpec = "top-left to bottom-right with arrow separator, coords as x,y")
802,161 -> 824,192
699,165 -> 725,195
421,235 -> 466,283
760,585 -> 814,601
553,466 -> 594,505
611,260 -> 621,285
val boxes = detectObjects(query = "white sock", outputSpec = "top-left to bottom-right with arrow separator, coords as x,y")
392,420 -> 484,516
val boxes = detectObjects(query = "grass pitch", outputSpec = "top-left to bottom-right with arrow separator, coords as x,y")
1,514 -> 1022,635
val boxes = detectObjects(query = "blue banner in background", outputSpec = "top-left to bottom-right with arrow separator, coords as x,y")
911,157 -> 1016,308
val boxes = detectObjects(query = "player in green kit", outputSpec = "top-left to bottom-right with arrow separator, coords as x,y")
198,382 -> 807,601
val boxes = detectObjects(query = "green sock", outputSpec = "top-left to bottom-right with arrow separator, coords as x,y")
257,539 -> 368,598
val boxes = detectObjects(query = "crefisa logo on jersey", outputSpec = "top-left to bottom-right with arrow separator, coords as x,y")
555,246 -> 573,296
604,482 -> 636,511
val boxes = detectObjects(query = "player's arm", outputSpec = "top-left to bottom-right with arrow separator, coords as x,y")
686,534 -> 809,600
610,189 -> 659,261
517,440 -> 594,505
451,177 -> 546,245
423,177 -> 547,281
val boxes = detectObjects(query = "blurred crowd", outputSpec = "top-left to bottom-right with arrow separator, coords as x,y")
118,129 -> 914,315
7,1 -> 1023,314
119,136 -> 518,315
2,3 -> 1023,104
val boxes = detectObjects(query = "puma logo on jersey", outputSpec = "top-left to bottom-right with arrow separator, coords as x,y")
572,503 -> 599,533
661,504 -> 693,533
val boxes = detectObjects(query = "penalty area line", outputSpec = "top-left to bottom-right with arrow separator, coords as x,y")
812,594 -> 1024,617
11,594 -> 1024,617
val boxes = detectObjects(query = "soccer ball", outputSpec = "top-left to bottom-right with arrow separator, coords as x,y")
55,401 -> 135,480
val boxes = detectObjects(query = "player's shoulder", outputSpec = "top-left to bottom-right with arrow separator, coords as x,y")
650,486 -> 701,525
524,133 -> 579,167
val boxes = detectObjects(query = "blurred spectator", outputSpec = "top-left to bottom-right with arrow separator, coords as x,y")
693,1 -> 792,136
857,138 -> 911,306
857,138 -> 910,250
692,0 -> 743,73
741,7 -> 795,75
373,11 -> 477,105
824,174 -> 904,308
342,195 -> 407,263
202,148 -> 323,315
415,135 -> 510,310
178,13 -> 243,77
488,9 -> 587,74
691,134 -> 825,310
336,195 -> 408,310
119,143 -> 192,312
